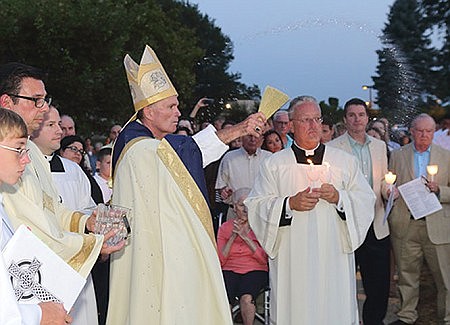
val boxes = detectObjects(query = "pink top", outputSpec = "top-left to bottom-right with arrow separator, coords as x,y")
217,220 -> 268,274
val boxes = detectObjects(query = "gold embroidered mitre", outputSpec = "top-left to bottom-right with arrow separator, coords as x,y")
124,45 -> 178,112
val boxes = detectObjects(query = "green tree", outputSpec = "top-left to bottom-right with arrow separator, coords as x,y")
0,0 -> 259,136
319,97 -> 344,124
419,0 -> 450,102
156,0 -> 261,121
373,0 -> 434,123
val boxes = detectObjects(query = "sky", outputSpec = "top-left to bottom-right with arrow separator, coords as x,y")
188,0 -> 395,107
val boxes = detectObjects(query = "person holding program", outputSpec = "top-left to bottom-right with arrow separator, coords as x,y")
0,107 -> 72,325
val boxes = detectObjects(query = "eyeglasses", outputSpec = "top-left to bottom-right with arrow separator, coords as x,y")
292,117 -> 323,124
0,144 -> 30,158
7,93 -> 52,109
65,146 -> 86,156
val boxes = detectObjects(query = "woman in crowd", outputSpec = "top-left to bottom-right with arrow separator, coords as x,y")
367,127 -> 383,140
217,188 -> 268,325
262,129 -> 283,153
60,135 -> 103,205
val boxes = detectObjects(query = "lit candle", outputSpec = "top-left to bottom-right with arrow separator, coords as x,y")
322,161 -> 331,183
427,165 -> 438,182
306,159 -> 319,186
385,171 -> 396,192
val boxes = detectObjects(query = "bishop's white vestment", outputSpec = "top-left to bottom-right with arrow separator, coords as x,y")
245,144 -> 376,324
107,123 -> 232,325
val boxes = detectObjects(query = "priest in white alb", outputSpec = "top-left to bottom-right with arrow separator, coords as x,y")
245,96 -> 376,324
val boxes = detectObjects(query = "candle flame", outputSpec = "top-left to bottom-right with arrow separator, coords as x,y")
384,171 -> 397,185
307,159 -> 313,166
427,165 -> 438,176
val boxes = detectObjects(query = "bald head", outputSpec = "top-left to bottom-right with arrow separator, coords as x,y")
110,124 -> 121,141
60,114 -> 75,137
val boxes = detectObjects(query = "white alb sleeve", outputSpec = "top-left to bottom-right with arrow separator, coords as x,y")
192,124 -> 229,167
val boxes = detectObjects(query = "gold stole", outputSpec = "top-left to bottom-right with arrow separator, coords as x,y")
157,139 -> 216,248
113,136 -> 216,248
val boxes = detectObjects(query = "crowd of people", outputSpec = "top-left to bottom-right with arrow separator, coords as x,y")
0,44 -> 449,325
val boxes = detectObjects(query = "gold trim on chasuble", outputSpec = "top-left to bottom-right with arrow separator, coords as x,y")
67,234 -> 96,272
42,191 -> 55,214
70,212 -> 84,232
157,139 -> 216,248
111,136 -> 150,187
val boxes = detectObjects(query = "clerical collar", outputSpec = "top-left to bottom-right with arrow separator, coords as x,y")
291,142 -> 325,164
49,155 -> 65,172
44,155 -> 53,162
295,142 -> 320,155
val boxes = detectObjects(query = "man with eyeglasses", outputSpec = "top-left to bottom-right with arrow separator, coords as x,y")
272,110 -> 293,148
1,75 -> 51,135
388,114 -> 450,325
0,107 -> 73,325
245,95 -> 376,324
328,98 -> 393,325
0,62 -> 124,325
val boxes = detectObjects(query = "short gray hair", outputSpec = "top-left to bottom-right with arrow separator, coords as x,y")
273,110 -> 289,121
287,96 -> 318,119
232,187 -> 251,204
410,113 -> 435,130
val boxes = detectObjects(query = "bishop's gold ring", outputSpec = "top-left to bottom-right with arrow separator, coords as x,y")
255,126 -> 261,132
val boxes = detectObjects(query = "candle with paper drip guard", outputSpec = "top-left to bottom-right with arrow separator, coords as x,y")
383,171 -> 397,225
320,161 -> 331,184
384,171 -> 397,192
427,165 -> 438,182
306,159 -> 320,188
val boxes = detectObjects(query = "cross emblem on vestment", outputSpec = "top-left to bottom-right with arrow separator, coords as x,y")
8,257 -> 62,303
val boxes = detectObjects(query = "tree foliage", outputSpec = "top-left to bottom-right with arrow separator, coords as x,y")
373,0 -> 450,123
419,0 -> 450,102
0,0 -> 260,136
373,0 -> 434,123
319,97 -> 344,124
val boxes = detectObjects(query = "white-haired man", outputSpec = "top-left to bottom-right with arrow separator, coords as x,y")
273,110 -> 293,148
389,113 -> 450,325
246,95 -> 376,324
